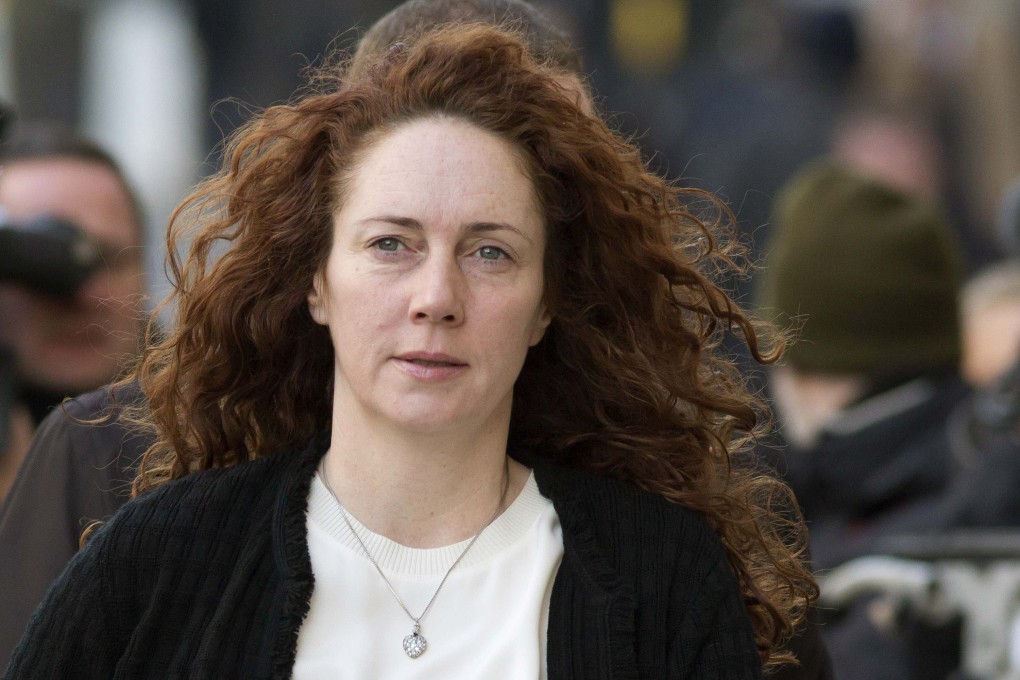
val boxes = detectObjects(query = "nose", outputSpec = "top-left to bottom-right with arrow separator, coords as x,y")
408,253 -> 465,325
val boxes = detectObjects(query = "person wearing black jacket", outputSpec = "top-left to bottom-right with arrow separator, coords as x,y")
759,161 -> 971,680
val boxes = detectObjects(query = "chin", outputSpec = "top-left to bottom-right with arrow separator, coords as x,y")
390,413 -> 464,434
385,404 -> 487,436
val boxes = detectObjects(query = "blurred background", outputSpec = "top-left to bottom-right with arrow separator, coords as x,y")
2,0 -> 1018,311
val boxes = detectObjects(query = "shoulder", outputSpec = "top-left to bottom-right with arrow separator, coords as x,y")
97,434 -> 326,558
59,380 -> 146,421
530,455 -> 727,571
0,385 -> 148,546
30,381 -> 150,472
532,456 -> 761,675
35,380 -> 147,443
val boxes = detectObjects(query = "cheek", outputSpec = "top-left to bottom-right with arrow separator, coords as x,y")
0,289 -> 45,324
83,266 -> 143,301
109,263 -> 145,296
0,288 -> 28,315
493,289 -> 548,346
324,278 -> 397,346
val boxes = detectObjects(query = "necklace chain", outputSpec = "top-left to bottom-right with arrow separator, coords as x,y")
317,457 -> 510,658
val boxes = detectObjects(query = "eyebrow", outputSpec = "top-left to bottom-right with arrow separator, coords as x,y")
357,215 -> 534,244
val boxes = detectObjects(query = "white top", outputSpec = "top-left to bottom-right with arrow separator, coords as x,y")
293,471 -> 564,680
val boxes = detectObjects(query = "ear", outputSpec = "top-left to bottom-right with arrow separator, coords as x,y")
528,305 -> 552,346
307,273 -> 328,326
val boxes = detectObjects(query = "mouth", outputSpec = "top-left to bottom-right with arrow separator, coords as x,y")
395,352 -> 467,368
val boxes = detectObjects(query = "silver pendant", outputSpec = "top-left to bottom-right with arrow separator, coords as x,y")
402,624 -> 427,658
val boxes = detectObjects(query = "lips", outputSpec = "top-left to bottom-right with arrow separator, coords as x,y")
393,352 -> 468,381
395,352 -> 466,367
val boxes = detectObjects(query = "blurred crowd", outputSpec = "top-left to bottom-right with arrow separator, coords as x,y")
1,0 -> 1019,678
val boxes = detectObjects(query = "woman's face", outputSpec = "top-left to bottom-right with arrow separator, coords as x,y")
308,116 -> 551,436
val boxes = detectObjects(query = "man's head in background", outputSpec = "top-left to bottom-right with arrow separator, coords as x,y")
0,125 -> 146,414
351,0 -> 589,112
354,0 -> 580,71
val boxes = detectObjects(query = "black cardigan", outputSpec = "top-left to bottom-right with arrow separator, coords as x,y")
4,434 -> 764,679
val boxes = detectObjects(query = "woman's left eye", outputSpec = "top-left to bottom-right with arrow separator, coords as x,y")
372,237 -> 402,252
476,245 -> 508,261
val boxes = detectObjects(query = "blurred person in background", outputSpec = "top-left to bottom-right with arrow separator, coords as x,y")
956,173 -> 1020,391
0,125 -> 146,500
929,177 -> 1020,534
757,161 -> 969,680
959,260 -> 1020,389
932,259 -> 1020,532
829,106 -> 946,204
853,0 -> 1018,268
836,182 -> 1020,679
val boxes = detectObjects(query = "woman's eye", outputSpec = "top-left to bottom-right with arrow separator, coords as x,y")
477,245 -> 508,261
373,237 -> 402,252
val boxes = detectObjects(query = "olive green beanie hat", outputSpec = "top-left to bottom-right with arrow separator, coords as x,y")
757,161 -> 963,380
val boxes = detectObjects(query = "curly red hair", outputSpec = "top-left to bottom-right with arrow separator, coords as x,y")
130,24 -> 815,667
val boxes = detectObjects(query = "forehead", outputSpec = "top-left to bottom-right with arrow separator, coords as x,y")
0,157 -> 139,246
338,117 -> 543,227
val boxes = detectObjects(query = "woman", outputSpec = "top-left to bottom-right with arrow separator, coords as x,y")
5,24 -> 814,679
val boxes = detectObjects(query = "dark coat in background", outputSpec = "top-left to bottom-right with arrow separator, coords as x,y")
0,383 -> 149,666
776,376 -> 974,680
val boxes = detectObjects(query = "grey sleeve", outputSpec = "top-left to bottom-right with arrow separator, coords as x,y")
0,386 -> 144,667
2,514 -> 125,679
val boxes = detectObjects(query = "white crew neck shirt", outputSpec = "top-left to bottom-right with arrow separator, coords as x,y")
293,471 -> 564,679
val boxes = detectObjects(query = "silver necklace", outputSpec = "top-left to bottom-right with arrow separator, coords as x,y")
318,458 -> 510,659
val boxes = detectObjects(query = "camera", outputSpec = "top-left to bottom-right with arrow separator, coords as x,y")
0,211 -> 103,297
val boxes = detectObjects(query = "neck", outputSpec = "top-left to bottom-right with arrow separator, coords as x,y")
770,367 -> 868,448
322,417 -> 528,548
